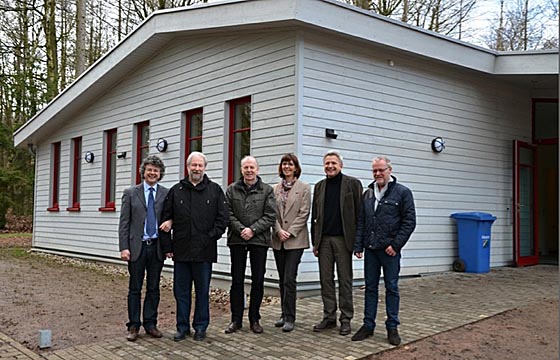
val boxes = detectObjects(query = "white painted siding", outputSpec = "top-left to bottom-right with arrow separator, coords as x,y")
32,30 -> 298,283
298,33 -> 531,277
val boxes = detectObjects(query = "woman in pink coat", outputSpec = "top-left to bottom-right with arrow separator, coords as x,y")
272,153 -> 311,332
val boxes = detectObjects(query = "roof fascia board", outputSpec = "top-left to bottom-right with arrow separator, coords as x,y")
494,51 -> 559,75
294,0 -> 498,73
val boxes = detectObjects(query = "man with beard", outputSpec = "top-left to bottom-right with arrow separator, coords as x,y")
160,151 -> 228,341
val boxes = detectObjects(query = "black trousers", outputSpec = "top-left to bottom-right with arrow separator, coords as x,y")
229,244 -> 268,325
273,246 -> 304,322
127,242 -> 163,331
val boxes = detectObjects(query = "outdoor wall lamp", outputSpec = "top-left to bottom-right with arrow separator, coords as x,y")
117,151 -> 127,159
431,137 -> 445,153
156,138 -> 168,152
325,128 -> 338,139
84,151 -> 95,163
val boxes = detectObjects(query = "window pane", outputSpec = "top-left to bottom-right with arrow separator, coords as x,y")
233,131 -> 250,183
109,151 -> 116,203
190,113 -> 203,138
234,102 -> 251,129
534,102 -> 558,141
190,138 -> 202,153
141,125 -> 150,146
74,139 -> 82,205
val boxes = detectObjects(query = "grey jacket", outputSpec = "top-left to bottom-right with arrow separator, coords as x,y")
118,183 -> 169,262
225,176 -> 277,247
354,176 -> 416,253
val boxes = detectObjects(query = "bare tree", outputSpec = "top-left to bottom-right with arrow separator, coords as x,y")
76,0 -> 87,76
485,0 -> 558,51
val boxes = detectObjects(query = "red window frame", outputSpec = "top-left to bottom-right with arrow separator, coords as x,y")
136,121 -> 150,184
228,97 -> 251,184
47,142 -> 61,211
99,129 -> 117,211
67,137 -> 82,211
184,108 -> 203,178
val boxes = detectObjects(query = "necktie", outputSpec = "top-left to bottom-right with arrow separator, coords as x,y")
146,187 -> 157,238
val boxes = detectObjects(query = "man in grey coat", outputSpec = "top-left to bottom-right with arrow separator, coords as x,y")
118,155 -> 168,342
311,150 -> 362,336
224,156 -> 276,335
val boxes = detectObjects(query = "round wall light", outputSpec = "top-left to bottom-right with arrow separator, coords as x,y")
84,151 -> 95,163
156,138 -> 168,152
431,137 -> 445,153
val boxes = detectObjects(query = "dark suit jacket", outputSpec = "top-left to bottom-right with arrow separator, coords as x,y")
311,174 -> 363,252
118,183 -> 169,262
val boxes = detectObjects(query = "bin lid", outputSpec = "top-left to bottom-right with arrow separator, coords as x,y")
450,212 -> 497,221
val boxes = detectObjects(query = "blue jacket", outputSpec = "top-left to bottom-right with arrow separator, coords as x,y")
354,176 -> 416,253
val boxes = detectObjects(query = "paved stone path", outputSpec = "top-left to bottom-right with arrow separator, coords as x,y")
1,265 -> 557,359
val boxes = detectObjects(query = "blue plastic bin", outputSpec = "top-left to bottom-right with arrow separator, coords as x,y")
450,212 -> 497,273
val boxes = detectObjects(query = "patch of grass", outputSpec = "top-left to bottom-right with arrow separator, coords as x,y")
1,247 -> 30,258
0,232 -> 32,238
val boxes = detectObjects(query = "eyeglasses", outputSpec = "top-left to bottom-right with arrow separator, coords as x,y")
372,168 -> 389,174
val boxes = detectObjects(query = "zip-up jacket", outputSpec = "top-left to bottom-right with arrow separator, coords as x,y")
354,175 -> 416,253
225,176 -> 276,247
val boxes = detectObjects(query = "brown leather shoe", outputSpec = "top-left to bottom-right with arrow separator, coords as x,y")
127,326 -> 139,342
146,327 -> 163,338
224,322 -> 242,334
251,321 -> 263,334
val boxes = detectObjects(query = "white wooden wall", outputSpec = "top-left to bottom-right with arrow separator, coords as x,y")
297,33 -> 532,278
33,30 -> 298,285
32,27 -> 538,289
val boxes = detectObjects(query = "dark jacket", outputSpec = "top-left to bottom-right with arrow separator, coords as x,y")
311,173 -> 363,252
354,175 -> 416,253
160,174 -> 228,263
225,176 -> 276,247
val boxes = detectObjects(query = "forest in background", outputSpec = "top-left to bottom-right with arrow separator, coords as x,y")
0,0 -> 557,228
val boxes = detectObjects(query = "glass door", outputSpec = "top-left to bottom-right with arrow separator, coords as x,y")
513,140 -> 539,266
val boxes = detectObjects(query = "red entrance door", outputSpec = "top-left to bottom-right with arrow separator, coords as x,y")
513,140 -> 539,266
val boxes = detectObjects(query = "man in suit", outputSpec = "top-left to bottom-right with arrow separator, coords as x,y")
118,155 -> 168,342
311,150 -> 362,336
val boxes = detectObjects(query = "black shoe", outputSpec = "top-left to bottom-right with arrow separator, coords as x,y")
339,322 -> 351,336
275,317 -> 285,327
313,319 -> 336,332
388,328 -> 401,346
282,321 -> 294,332
251,321 -> 264,334
193,330 -> 206,341
173,330 -> 190,341
224,322 -> 242,334
351,325 -> 374,341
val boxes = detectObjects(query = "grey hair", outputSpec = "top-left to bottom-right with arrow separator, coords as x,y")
372,156 -> 392,170
241,155 -> 258,167
139,155 -> 165,180
323,149 -> 343,166
186,151 -> 208,167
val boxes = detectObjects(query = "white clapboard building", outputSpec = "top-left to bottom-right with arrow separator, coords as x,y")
14,0 -> 558,290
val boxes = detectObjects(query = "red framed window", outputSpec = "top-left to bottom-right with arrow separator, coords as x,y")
136,121 -> 150,184
228,97 -> 251,184
67,137 -> 82,211
100,129 -> 117,211
47,142 -> 61,211
532,99 -> 558,145
184,108 -> 203,177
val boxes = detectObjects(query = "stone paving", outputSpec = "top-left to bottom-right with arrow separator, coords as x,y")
1,265 -> 557,359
